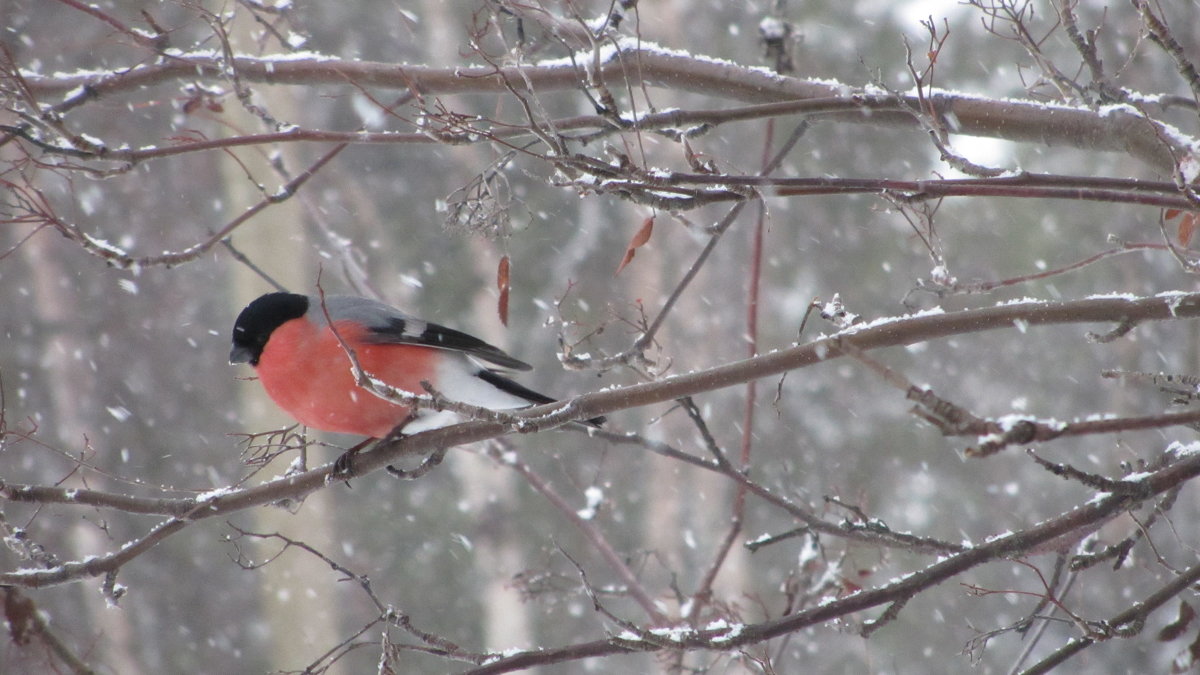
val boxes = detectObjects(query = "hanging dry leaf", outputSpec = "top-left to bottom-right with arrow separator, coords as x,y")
4,588 -> 36,645
1159,600 -> 1196,642
1178,212 -> 1198,248
496,255 -> 510,326
615,216 -> 654,275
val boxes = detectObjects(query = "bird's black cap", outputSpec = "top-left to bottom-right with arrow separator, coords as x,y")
229,292 -> 309,366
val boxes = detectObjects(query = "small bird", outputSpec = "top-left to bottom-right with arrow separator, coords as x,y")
230,291 -> 601,438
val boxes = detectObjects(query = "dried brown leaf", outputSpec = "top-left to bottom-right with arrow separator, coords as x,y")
4,588 -> 36,645
1160,600 -> 1196,642
615,216 -> 654,275
1178,213 -> 1198,248
497,255 -> 510,326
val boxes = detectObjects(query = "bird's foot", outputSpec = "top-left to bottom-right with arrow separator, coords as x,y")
330,437 -> 376,484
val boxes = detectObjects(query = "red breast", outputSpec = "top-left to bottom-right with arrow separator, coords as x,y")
255,317 -> 435,438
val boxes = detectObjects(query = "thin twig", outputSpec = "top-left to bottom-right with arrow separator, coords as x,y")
488,439 -> 669,624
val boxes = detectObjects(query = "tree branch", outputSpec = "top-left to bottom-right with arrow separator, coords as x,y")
14,43 -> 1188,169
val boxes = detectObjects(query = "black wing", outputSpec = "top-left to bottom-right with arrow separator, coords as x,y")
321,295 -> 533,371
364,316 -> 533,371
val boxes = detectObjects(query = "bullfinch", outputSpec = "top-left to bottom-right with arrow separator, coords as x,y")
229,291 -> 602,438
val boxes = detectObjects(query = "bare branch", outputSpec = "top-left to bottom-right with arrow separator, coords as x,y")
14,46 -> 1190,169
1133,0 -> 1200,105
462,449 -> 1200,673
1020,559 -> 1200,674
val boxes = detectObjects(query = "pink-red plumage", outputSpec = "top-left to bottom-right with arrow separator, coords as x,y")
255,317 -> 436,437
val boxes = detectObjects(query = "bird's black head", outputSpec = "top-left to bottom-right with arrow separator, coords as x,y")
229,292 -> 309,366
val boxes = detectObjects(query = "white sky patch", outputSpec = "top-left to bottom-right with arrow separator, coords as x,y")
351,92 -> 385,129
941,136 -> 1014,177
891,0 -> 975,31
886,1 -> 1015,176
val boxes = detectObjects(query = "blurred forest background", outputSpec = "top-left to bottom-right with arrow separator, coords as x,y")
4,0 -> 1200,673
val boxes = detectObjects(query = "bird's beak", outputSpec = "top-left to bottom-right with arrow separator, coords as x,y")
229,344 -> 256,366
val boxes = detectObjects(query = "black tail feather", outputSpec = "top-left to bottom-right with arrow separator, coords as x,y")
476,370 -> 605,427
